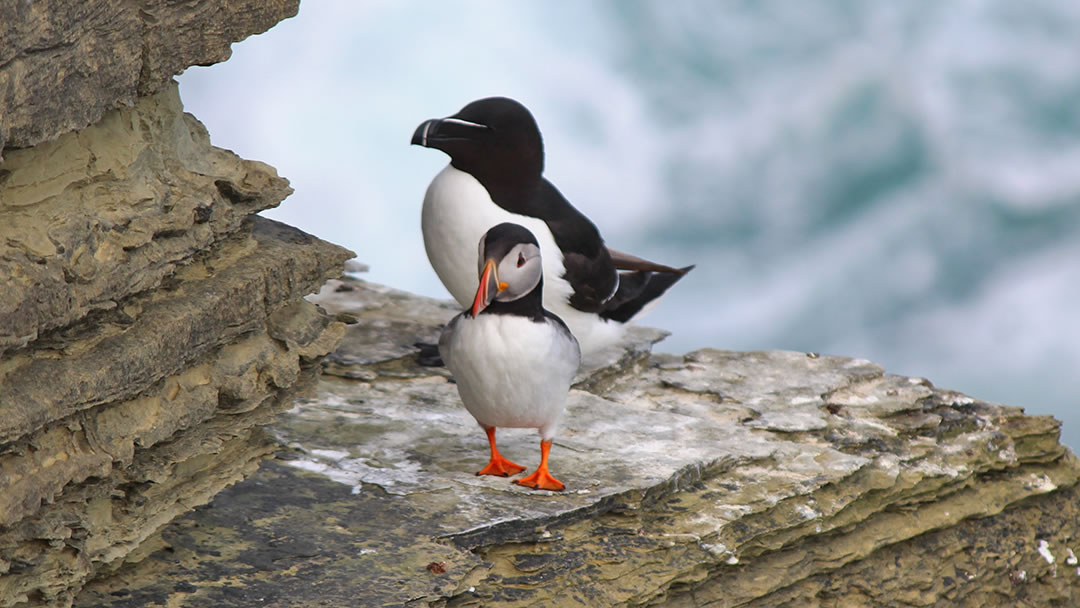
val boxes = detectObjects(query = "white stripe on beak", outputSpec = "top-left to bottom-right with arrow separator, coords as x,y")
440,118 -> 486,129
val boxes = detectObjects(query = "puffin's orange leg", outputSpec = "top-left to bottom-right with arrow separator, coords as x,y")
476,427 -> 526,477
515,440 -> 564,491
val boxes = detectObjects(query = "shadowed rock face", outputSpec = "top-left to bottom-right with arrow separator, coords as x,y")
0,217 -> 349,524
73,275 -> 1080,607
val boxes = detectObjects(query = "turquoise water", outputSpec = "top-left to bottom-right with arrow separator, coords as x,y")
179,1 -> 1080,448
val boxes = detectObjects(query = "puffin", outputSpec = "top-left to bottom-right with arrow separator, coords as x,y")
412,97 -> 693,358
439,222 -> 580,491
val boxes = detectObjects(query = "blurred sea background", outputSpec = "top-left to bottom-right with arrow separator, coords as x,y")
178,1 -> 1080,449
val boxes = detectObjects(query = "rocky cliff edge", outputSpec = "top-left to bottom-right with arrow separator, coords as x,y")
73,274 -> 1080,607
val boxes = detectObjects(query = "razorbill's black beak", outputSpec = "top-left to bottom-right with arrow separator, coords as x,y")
411,117 -> 489,148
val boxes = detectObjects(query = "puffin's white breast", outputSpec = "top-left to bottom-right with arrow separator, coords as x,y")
439,312 -> 580,440
421,165 -> 624,356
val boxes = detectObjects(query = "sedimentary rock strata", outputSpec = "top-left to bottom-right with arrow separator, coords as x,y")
71,276 -> 1080,607
0,0 -> 300,152
0,82 -> 293,354
0,114 -> 350,602
1,15 -> 350,605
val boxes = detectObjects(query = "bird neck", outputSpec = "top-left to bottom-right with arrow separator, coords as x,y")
477,278 -> 545,322
452,154 -> 542,210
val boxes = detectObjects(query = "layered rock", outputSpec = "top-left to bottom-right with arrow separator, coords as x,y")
72,276 -> 1080,607
0,83 -> 293,354
0,89 -> 351,604
0,3 -> 351,605
0,220 -> 347,605
0,0 -> 300,153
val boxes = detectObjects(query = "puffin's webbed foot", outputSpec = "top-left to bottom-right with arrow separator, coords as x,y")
514,440 -> 564,491
515,468 -> 564,491
477,455 -> 526,477
477,426 -> 525,476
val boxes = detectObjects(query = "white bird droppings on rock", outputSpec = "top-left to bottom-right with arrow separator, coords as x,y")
1038,539 -> 1055,564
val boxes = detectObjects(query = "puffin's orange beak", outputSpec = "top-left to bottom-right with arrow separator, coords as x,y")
472,258 -> 502,316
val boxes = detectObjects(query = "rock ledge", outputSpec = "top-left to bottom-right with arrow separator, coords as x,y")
73,275 -> 1080,607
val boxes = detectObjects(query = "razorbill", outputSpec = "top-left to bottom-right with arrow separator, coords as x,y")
413,97 -> 692,358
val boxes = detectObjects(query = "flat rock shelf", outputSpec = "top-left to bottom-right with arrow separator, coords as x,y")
74,274 -> 1080,607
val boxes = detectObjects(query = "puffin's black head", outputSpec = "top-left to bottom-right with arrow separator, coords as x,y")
471,222 -> 543,317
411,97 -> 544,186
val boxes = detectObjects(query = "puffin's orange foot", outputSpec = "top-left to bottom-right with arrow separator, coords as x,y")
476,454 -> 526,477
476,427 -> 526,476
515,468 -> 564,491
514,439 -> 564,491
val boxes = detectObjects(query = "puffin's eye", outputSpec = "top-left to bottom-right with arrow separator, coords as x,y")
517,253 -> 526,267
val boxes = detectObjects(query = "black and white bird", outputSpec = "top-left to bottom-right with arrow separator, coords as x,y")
439,222 -> 580,491
413,97 -> 693,358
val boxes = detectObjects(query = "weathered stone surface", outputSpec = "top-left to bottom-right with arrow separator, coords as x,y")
0,6 -> 352,606
0,82 -> 292,354
697,483 -> 1080,607
0,0 -> 299,153
1,400 -> 285,608
74,276 -> 1080,607
0,297 -> 344,529
0,218 -> 349,608
0,217 -> 351,445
